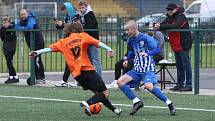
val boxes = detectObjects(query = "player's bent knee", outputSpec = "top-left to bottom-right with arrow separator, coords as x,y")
103,90 -> 109,98
117,75 -> 133,87
144,82 -> 154,91
117,79 -> 124,87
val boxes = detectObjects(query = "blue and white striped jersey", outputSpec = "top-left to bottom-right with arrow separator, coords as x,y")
126,32 -> 159,73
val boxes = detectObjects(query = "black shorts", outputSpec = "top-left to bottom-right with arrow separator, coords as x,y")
74,70 -> 107,92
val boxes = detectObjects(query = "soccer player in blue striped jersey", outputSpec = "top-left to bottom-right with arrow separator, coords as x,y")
117,20 -> 176,116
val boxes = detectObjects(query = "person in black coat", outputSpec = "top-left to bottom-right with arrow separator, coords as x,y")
110,45 -> 134,88
0,16 -> 19,83
16,9 -> 45,84
155,3 -> 192,91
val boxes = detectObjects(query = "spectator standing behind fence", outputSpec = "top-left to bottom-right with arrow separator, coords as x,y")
16,9 -> 46,84
54,2 -> 80,87
0,16 -> 19,83
146,22 -> 165,63
77,0 -> 102,76
155,3 -> 192,91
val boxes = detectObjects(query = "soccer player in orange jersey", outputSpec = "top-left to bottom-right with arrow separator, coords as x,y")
29,22 -> 122,116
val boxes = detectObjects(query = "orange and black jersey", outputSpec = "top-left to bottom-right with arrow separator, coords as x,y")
49,32 -> 100,78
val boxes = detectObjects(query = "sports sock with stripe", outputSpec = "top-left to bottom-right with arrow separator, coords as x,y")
148,87 -> 168,103
119,84 -> 137,100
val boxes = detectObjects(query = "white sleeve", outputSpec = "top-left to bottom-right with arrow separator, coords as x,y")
36,48 -> 52,55
98,42 -> 112,51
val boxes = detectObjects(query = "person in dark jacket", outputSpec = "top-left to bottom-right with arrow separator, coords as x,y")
16,9 -> 45,84
0,16 -> 19,83
155,3 -> 192,91
110,46 -> 134,88
54,2 -> 80,87
146,22 -> 165,63
77,0 -> 102,76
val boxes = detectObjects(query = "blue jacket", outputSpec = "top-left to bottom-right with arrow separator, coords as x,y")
64,2 -> 77,23
16,12 -> 44,50
56,2 -> 78,30
16,12 -> 36,30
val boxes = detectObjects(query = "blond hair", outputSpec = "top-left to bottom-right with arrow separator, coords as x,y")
78,0 -> 88,6
125,20 -> 138,29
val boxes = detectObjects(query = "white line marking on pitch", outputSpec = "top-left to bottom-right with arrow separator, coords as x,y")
0,95 -> 215,112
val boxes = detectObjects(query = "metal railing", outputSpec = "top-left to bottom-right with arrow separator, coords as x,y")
1,16 -> 215,94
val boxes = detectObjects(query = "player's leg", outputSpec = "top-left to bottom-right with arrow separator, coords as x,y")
100,90 -> 122,115
124,59 -> 140,90
143,72 -> 176,115
76,70 -> 121,116
87,90 -> 122,115
79,71 -> 108,105
86,71 -> 122,115
75,72 -> 92,116
117,71 -> 143,115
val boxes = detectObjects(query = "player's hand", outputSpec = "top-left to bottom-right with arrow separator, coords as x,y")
107,50 -> 114,58
55,20 -> 63,26
123,60 -> 128,68
29,51 -> 38,58
139,52 -> 148,57
154,23 -> 160,30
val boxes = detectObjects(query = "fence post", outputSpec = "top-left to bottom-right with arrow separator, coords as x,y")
30,31 -> 36,85
194,30 -> 200,94
116,16 -> 122,61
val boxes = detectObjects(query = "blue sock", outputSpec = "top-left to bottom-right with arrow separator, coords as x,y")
149,87 -> 168,103
119,84 -> 136,100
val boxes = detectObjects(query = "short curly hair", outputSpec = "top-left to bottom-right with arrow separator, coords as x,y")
2,16 -> 10,22
63,22 -> 83,35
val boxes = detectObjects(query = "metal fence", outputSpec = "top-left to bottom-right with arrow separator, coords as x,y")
0,17 -> 215,73
0,17 -> 215,74
1,16 -> 215,94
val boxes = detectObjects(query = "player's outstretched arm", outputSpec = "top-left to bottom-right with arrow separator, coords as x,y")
98,42 -> 114,57
29,48 -> 52,58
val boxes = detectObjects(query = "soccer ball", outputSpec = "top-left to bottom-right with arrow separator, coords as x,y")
89,103 -> 102,114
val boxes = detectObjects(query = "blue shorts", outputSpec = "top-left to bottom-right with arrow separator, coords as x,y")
126,70 -> 157,88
